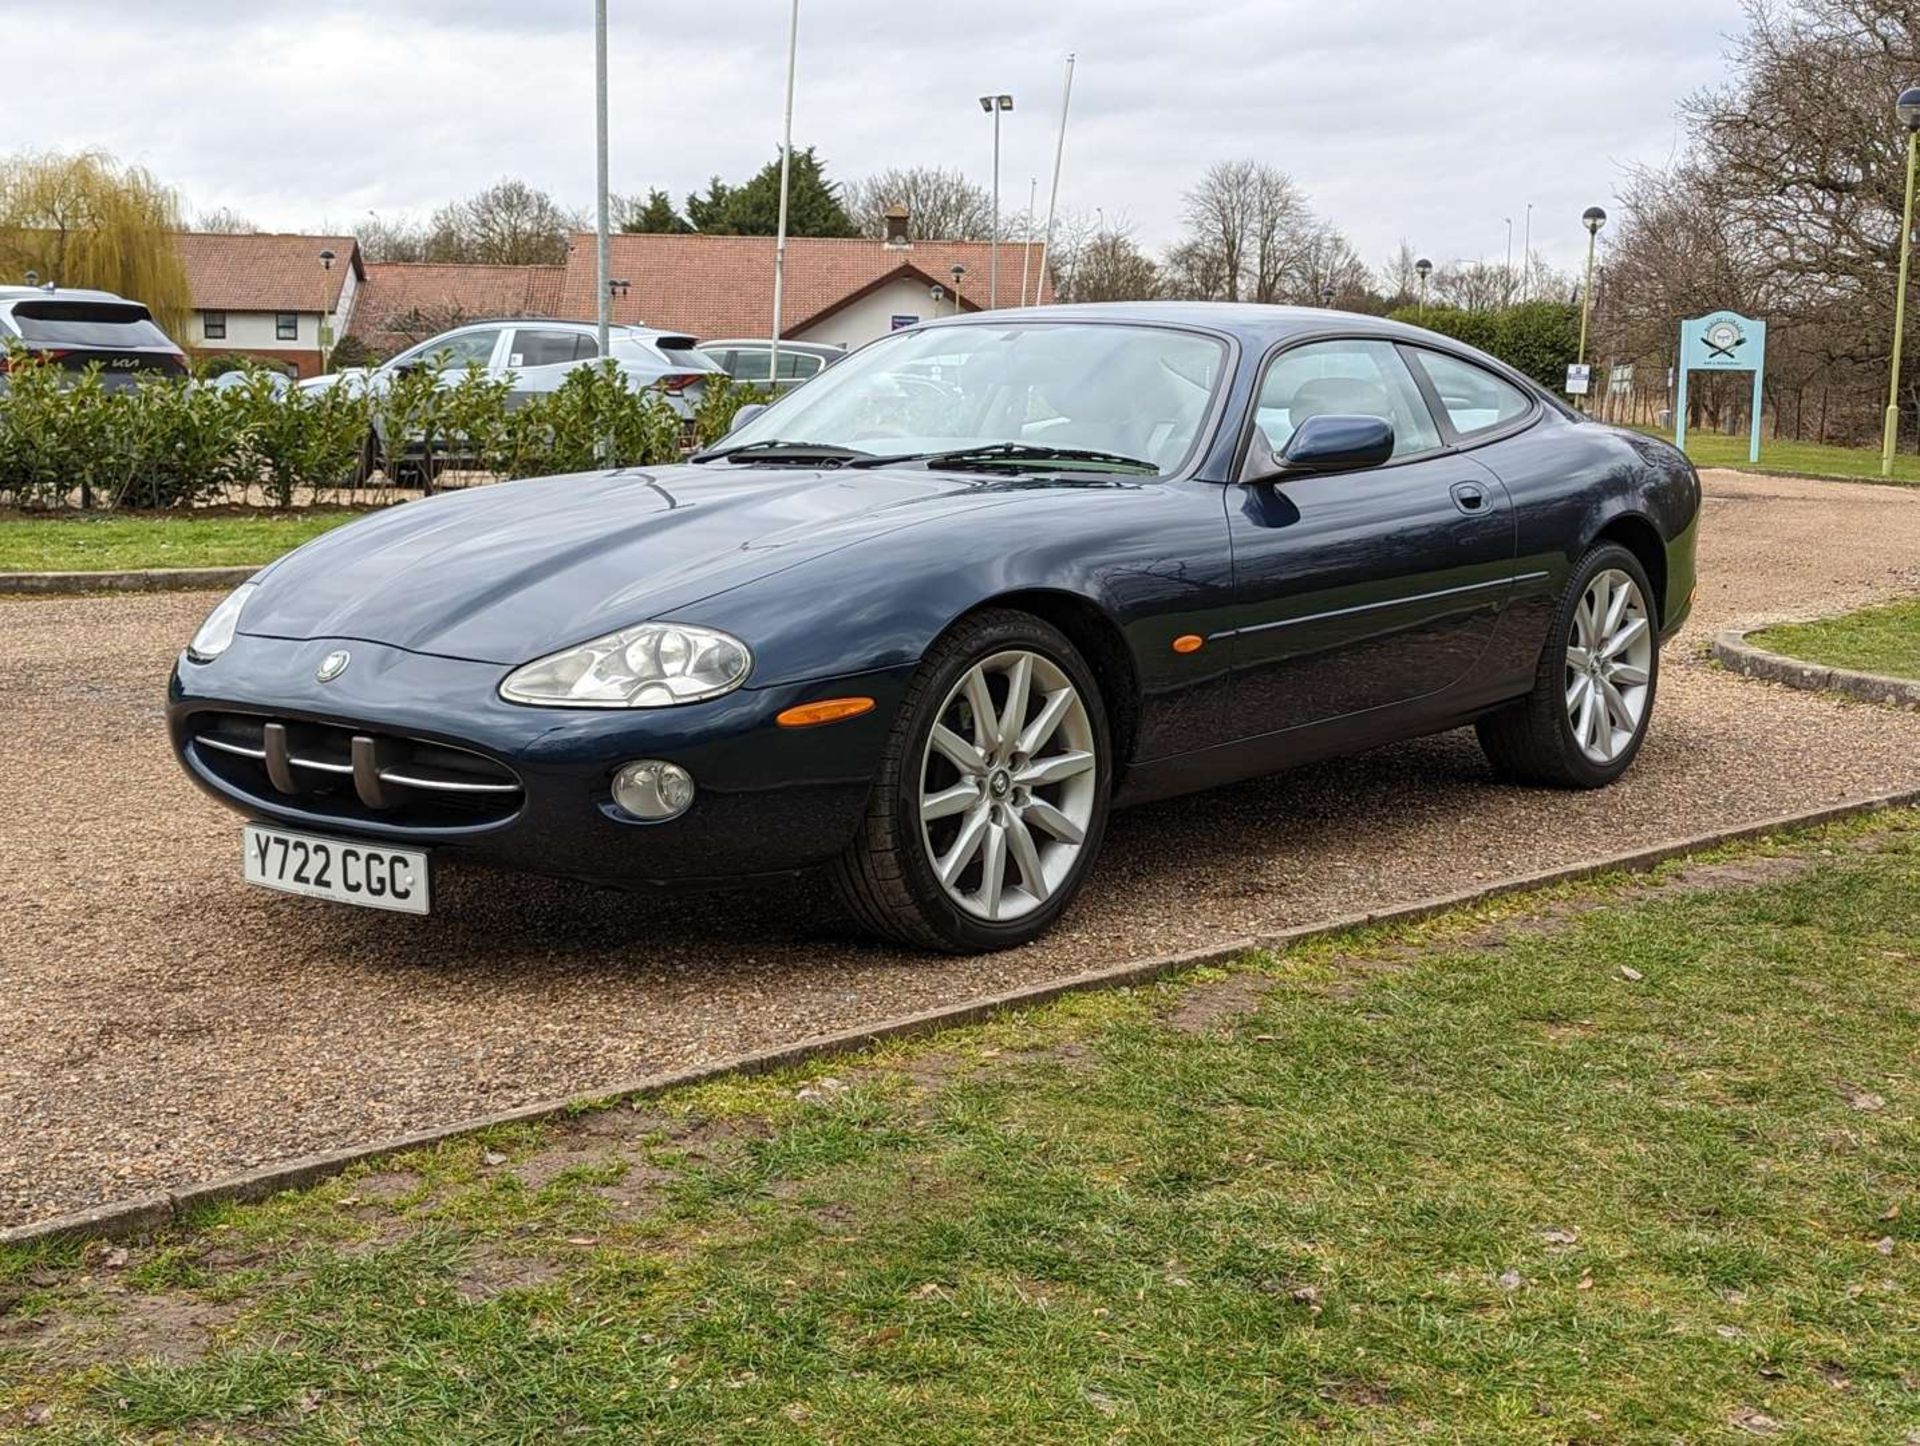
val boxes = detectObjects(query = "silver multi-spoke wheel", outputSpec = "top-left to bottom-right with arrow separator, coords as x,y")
918,649 -> 1097,923
1564,567 -> 1653,764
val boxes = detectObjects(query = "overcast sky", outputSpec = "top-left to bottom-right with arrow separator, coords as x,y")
2,0 -> 1743,275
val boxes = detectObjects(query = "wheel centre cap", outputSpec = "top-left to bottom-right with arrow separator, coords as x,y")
988,769 -> 1012,799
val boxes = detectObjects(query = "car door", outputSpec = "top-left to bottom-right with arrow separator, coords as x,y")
1224,337 -> 1516,736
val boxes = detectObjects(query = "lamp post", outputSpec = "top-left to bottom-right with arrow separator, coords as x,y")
594,0 -> 610,363
1415,256 -> 1432,317
317,248 -> 336,374
1577,206 -> 1606,368
1503,216 -> 1513,304
949,263 -> 968,315
978,94 -> 1013,309
1882,86 -> 1920,476
1321,282 -> 1335,309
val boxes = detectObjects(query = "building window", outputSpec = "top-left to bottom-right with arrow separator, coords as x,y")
276,313 -> 299,341
203,311 -> 227,340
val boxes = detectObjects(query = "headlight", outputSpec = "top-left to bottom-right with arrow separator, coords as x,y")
500,622 -> 752,708
185,582 -> 256,663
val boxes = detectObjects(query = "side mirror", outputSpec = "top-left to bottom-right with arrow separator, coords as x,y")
728,402 -> 768,435
1278,413 -> 1394,473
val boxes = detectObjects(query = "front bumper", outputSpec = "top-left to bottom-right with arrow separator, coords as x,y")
169,633 -> 910,887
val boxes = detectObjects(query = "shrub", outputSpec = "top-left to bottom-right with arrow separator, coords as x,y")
691,374 -> 773,448
1389,301 -> 1582,391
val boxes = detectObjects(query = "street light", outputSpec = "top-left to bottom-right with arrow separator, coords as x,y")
769,0 -> 801,384
1415,256 -> 1432,317
1883,86 -> 1920,475
317,248 -> 337,374
979,93 -> 1013,309
950,262 -> 968,315
1577,206 -> 1607,368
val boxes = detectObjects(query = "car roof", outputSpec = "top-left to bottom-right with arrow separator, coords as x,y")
416,317 -> 689,340
921,300 -> 1469,345
698,338 -> 844,353
0,285 -> 136,306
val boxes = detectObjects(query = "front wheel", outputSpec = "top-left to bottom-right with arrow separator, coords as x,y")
1476,542 -> 1660,788
832,609 -> 1111,952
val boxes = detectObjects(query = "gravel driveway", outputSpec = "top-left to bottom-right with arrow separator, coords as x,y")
4,468 -> 1919,1230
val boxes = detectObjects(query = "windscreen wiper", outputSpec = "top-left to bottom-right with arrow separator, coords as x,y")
844,441 -> 1159,475
688,439 -> 878,465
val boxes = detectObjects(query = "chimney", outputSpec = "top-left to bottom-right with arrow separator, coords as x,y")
882,204 -> 911,249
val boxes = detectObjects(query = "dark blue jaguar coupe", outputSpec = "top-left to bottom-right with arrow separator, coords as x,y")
170,303 -> 1699,950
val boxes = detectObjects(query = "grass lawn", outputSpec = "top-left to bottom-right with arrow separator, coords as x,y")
0,511 -> 367,573
3,816 -> 1916,1442
1645,428 -> 1920,485
1751,596 -> 1920,682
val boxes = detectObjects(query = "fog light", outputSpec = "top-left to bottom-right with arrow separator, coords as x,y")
612,760 -> 695,820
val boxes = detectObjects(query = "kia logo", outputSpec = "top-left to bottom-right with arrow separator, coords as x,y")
108,357 -> 139,368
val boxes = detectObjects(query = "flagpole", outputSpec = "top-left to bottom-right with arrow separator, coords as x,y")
1035,52 -> 1075,307
770,0 -> 799,382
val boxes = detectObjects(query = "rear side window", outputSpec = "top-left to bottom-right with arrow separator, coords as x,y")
511,329 -> 590,367
10,300 -> 172,348
1413,350 -> 1532,437
726,348 -> 773,381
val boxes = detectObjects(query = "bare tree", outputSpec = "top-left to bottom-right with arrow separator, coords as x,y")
192,206 -> 258,233
353,212 -> 430,263
428,178 -> 580,266
1064,225 -> 1161,303
1172,160 -> 1316,302
845,167 -> 992,240
1377,240 -> 1424,309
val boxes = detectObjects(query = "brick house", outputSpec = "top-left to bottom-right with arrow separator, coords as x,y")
339,222 -> 1053,361
172,233 -> 363,377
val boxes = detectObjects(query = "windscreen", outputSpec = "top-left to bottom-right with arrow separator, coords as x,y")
722,322 -> 1229,475
10,300 -> 173,348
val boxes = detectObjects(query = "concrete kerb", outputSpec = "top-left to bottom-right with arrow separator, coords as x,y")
0,566 -> 256,596
1713,628 -> 1920,710
4,785 -> 1917,1250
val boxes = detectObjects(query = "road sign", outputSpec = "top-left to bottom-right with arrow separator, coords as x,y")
1609,364 -> 1633,395
1565,364 -> 1592,396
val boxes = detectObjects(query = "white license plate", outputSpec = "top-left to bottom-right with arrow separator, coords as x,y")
242,825 -> 430,915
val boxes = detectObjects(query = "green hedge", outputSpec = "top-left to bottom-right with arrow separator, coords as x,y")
1388,301 -> 1582,391
0,352 -> 769,511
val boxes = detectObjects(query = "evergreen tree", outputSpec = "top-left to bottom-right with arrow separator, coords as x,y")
685,149 -> 857,238
622,187 -> 691,234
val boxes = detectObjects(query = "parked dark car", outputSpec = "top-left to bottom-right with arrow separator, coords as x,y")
0,285 -> 188,389
170,303 -> 1699,951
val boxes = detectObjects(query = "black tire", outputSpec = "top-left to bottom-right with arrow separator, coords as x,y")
831,609 -> 1113,952
1475,541 -> 1660,788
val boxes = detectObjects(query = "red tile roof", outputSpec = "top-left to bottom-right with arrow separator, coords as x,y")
172,233 -> 362,313
351,262 -> 567,350
556,232 -> 1054,337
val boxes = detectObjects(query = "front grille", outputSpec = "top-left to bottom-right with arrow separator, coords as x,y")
190,712 -> 523,829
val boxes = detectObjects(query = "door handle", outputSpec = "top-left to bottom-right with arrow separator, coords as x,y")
1449,481 -> 1489,515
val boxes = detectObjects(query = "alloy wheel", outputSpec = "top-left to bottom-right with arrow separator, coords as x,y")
918,649 -> 1098,923
1564,567 -> 1653,764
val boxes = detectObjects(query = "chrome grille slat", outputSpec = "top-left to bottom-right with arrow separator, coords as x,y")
190,713 -> 522,827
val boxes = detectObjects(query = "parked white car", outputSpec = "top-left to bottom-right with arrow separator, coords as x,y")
301,319 -> 724,477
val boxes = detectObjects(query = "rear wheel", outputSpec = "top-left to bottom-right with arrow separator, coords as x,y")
1476,542 -> 1659,788
832,610 -> 1111,951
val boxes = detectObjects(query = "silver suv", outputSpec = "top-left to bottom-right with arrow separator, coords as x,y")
0,286 -> 189,391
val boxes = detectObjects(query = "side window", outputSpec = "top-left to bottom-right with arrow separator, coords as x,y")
423,329 -> 501,371
572,333 -> 601,362
778,351 -> 823,379
1254,339 -> 1441,460
729,348 -> 773,382
1414,350 -> 1532,437
509,329 -> 588,368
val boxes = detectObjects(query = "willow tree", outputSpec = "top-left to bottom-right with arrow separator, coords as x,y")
0,151 -> 192,336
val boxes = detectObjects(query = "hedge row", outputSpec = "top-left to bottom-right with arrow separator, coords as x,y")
1386,301 -> 1583,392
0,353 -> 767,510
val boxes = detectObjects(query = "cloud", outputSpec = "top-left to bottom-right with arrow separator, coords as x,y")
0,0 -> 1740,273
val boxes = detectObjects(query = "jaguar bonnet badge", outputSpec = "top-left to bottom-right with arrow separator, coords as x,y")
316,650 -> 351,683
